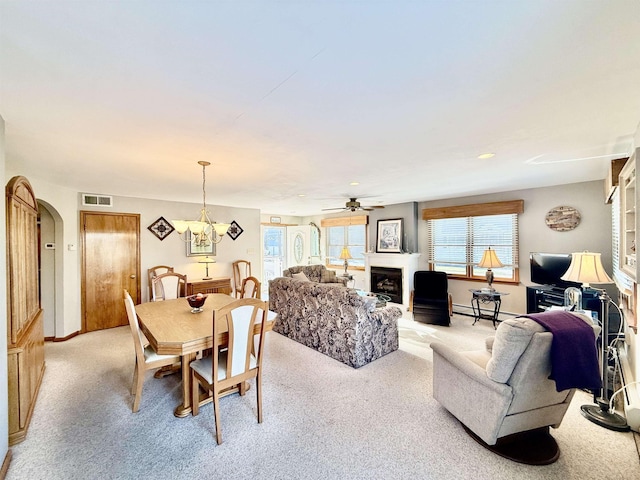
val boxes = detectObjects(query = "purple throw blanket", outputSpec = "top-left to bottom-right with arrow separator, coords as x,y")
523,311 -> 601,392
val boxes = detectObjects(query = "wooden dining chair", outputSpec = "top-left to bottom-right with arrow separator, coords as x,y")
190,298 -> 269,444
151,272 -> 186,301
239,276 -> 261,299
232,260 -> 252,298
123,290 -> 181,413
147,265 -> 173,301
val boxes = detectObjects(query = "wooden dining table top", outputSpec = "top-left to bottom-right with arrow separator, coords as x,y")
136,294 -> 273,356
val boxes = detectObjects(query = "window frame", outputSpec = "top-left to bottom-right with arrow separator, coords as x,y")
321,215 -> 368,270
423,200 -> 523,285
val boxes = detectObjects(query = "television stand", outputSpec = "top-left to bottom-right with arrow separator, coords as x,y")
525,285 -> 601,317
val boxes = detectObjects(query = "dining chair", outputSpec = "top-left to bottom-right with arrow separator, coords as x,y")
239,276 -> 261,299
151,272 -> 187,301
123,290 -> 181,413
147,265 -> 173,301
232,260 -> 252,298
190,297 -> 269,444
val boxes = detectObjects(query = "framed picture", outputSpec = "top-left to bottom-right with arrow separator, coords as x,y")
186,230 -> 216,257
376,218 -> 403,253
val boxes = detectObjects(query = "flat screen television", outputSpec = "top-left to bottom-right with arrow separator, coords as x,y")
530,252 -> 580,289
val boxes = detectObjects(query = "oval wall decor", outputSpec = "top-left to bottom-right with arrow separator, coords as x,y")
545,206 -> 581,232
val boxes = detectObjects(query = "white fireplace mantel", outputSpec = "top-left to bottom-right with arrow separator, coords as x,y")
363,253 -> 421,307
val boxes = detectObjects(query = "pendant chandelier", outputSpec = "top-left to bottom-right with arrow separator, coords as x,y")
172,161 -> 230,247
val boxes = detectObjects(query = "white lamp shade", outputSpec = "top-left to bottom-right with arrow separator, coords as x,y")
561,251 -> 613,286
172,220 -> 189,234
213,223 -> 231,236
478,248 -> 503,269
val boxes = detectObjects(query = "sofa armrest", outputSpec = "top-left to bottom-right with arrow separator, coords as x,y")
368,305 -> 403,324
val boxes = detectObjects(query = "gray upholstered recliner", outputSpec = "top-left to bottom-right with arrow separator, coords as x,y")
430,312 -> 600,464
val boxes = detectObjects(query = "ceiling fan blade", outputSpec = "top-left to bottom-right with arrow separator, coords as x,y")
321,207 -> 347,211
362,205 -> 385,209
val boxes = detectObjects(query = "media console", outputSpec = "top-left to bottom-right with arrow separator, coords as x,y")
526,285 -> 623,336
526,285 -> 601,317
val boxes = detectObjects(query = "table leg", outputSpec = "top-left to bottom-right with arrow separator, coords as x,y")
173,352 -> 196,418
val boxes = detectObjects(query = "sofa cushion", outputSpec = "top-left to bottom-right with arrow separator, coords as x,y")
320,268 -> 338,283
485,318 -> 542,383
292,271 -> 310,282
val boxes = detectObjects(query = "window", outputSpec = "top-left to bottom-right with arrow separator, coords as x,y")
423,200 -> 523,283
321,215 -> 368,269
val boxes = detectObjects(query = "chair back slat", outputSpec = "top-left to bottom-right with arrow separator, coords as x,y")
152,272 -> 186,301
123,290 -> 145,362
240,276 -> 261,299
232,260 -> 252,298
147,265 -> 173,300
213,298 -> 267,385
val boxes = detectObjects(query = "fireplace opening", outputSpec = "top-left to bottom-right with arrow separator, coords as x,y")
370,267 -> 403,304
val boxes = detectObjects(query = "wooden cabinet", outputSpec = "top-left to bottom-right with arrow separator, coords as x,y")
620,155 -> 637,280
605,157 -> 628,204
187,277 -> 232,296
6,176 -> 45,445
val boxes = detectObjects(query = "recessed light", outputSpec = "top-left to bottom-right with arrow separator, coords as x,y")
350,181 -> 360,186
297,194 -> 306,197
477,153 -> 495,159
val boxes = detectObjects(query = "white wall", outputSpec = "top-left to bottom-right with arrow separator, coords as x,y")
0,116 -> 9,470
417,180 -> 613,315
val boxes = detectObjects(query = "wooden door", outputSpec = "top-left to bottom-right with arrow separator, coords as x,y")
81,211 -> 140,332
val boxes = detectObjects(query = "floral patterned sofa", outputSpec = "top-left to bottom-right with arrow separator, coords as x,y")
282,264 -> 348,286
269,276 -> 402,368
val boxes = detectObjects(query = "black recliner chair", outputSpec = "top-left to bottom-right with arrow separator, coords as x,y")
411,271 -> 452,326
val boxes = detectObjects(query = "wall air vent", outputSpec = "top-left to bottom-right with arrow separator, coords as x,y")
82,194 -> 113,207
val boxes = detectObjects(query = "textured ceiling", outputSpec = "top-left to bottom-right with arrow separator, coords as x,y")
1,1 -> 639,216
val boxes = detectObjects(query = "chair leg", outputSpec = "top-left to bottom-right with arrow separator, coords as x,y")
132,366 -> 145,413
257,370 -> 263,424
213,392 -> 222,445
131,361 -> 138,395
191,371 -> 200,416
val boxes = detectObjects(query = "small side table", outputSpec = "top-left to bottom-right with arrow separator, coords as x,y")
469,289 -> 509,329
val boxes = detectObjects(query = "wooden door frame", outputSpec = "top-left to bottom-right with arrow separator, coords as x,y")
80,211 -> 141,333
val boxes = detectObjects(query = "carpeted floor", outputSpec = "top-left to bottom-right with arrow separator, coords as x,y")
6,312 -> 640,479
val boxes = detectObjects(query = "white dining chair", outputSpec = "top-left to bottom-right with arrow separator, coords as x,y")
240,276 -> 261,299
151,272 -> 186,301
190,298 -> 269,444
123,289 -> 181,412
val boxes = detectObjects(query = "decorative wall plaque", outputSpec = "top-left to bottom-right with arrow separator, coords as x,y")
147,216 -> 175,240
544,206 -> 581,232
227,220 -> 244,240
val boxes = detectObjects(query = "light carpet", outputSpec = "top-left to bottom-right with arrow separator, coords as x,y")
6,313 -> 640,479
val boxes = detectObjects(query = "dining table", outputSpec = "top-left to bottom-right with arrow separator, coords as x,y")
135,294 -> 274,417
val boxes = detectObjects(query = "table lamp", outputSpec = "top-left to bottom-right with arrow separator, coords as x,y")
560,251 -> 630,431
478,247 -> 503,290
339,247 -> 352,276
198,256 -> 215,280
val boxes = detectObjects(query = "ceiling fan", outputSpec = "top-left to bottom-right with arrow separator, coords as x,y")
322,197 -> 385,212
